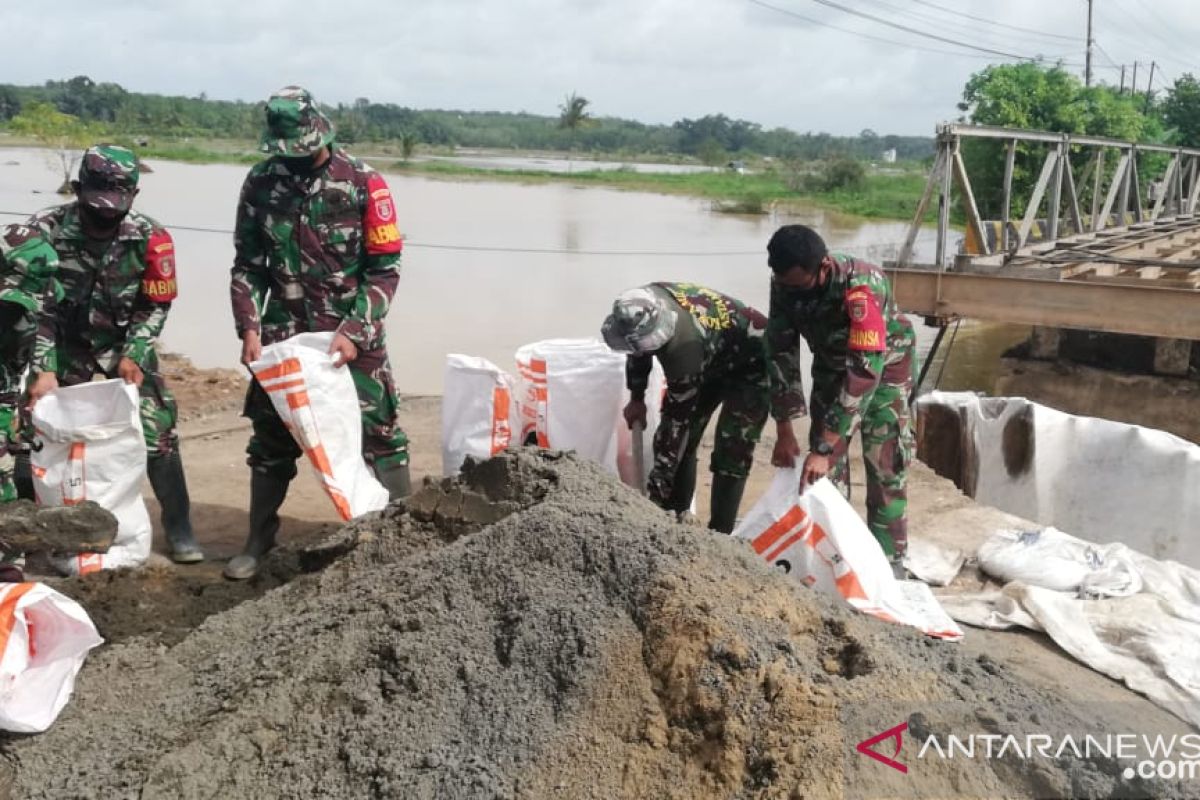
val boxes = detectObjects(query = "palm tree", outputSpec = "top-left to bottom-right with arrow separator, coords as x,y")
558,92 -> 591,171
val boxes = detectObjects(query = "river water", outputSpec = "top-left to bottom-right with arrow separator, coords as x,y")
0,147 -> 1025,394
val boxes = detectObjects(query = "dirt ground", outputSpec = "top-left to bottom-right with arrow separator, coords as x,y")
38,361 -> 1192,730
7,359 -> 1190,796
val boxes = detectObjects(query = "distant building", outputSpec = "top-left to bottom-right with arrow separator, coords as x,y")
882,148 -> 897,164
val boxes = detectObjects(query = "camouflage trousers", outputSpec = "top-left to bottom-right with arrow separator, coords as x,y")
649,367 -> 769,510
245,346 -> 409,481
811,361 -> 915,559
58,347 -> 180,459
0,321 -> 31,504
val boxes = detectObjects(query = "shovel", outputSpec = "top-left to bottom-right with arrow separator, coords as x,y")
631,422 -> 647,495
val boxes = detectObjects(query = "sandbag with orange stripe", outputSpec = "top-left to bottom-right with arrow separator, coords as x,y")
31,379 -> 153,576
249,332 -> 389,521
441,355 -> 520,477
0,582 -> 103,733
733,470 -> 963,640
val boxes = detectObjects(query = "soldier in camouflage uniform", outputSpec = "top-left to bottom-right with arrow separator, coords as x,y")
602,282 -> 769,533
0,225 -> 60,581
763,225 -> 916,574
227,86 -> 408,580
22,145 -> 204,564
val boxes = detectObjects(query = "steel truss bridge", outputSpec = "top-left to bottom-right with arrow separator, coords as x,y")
887,124 -> 1200,341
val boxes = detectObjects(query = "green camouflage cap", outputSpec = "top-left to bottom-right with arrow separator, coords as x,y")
260,85 -> 335,157
77,144 -> 140,213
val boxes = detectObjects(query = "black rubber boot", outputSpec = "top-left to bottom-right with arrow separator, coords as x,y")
224,470 -> 290,580
708,473 -> 748,534
146,451 -> 204,563
375,462 -> 412,501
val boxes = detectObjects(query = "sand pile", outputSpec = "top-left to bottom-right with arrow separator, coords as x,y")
0,451 -> 1178,799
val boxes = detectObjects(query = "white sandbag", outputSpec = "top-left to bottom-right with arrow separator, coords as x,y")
250,332 -> 388,520
442,354 -> 519,476
733,469 -> 963,640
515,339 -> 627,473
978,527 -> 1143,598
0,582 -> 104,733
32,379 -> 151,575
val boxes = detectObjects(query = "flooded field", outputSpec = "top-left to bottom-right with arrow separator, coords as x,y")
0,146 -> 1024,394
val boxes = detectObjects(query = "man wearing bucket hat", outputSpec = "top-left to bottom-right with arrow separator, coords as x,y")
601,282 -> 769,533
227,86 -> 408,580
21,144 -> 203,564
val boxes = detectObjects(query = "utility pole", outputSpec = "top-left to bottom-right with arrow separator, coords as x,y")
1085,0 -> 1095,87
1132,61 -> 1139,95
1120,64 -> 1126,94
1145,60 -> 1157,110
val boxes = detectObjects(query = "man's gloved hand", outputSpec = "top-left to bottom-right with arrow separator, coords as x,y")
623,398 -> 647,430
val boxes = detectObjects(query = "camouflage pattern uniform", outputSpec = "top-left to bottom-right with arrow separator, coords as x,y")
231,88 -> 407,480
0,225 -> 59,503
766,254 -> 916,557
626,282 -> 769,510
27,200 -> 182,459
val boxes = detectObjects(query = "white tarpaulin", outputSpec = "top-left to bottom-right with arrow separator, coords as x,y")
935,527 -> 1200,728
918,391 -> 1200,568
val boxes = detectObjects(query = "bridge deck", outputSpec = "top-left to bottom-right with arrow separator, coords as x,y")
889,216 -> 1200,341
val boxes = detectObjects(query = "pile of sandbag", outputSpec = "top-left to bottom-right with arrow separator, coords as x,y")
442,338 -> 664,489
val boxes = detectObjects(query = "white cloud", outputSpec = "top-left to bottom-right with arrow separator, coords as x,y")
3,0 -> 1198,136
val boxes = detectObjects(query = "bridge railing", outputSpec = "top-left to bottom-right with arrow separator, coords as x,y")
897,124 -> 1200,269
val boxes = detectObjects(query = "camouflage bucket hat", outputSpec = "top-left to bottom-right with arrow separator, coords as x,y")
260,85 -> 335,156
77,144 -> 139,214
601,287 -> 677,355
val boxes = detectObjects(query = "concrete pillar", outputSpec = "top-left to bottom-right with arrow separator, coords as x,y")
1029,327 -> 1062,360
1154,338 -> 1192,377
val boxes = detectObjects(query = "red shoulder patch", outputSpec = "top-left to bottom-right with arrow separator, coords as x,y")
363,173 -> 403,255
142,229 -> 178,302
845,286 -> 885,352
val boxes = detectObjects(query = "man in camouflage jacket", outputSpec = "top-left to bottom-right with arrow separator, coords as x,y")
763,225 -> 916,572
602,282 -> 769,533
226,86 -> 408,580
23,145 -> 203,563
0,225 -> 59,581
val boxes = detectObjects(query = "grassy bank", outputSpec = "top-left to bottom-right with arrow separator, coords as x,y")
1,135 -> 934,223
395,160 -> 933,223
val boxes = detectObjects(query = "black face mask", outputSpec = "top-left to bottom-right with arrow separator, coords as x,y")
284,148 -> 327,175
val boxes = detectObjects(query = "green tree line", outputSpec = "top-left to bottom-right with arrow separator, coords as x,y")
0,76 -> 931,162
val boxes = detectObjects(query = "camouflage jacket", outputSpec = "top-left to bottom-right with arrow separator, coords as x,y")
627,283 -> 766,492
27,204 -> 177,375
0,223 -> 60,374
231,147 -> 403,352
765,254 -> 915,438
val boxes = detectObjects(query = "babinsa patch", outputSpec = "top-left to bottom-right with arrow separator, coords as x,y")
845,286 -> 885,351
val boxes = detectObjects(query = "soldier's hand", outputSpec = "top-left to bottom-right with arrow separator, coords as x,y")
801,452 -> 831,487
329,332 -> 358,368
25,372 -> 59,409
241,330 -> 262,366
771,423 -> 801,468
623,399 -> 647,430
117,357 -> 144,387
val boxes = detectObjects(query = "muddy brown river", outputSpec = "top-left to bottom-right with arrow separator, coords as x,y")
0,147 -> 1025,394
